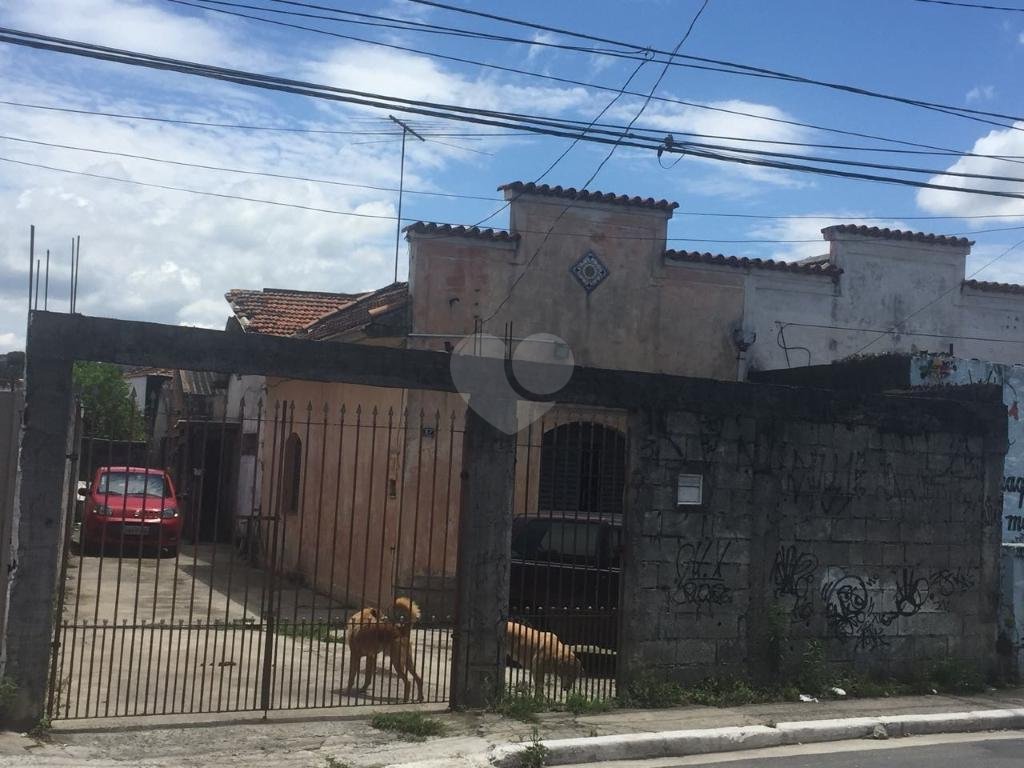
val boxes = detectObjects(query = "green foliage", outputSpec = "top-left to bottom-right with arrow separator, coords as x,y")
517,728 -> 550,768
0,677 -> 17,719
680,677 -> 773,707
493,691 -> 547,723
561,692 -> 613,716
619,674 -> 686,709
73,362 -> 145,440
369,712 -> 446,740
322,758 -> 351,768
276,621 -> 343,643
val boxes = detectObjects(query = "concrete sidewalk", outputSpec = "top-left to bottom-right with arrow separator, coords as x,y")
2,688 -> 1024,767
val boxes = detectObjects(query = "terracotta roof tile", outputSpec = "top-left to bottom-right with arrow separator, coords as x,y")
963,279 -> 1024,295
822,225 -> 973,248
403,222 -> 518,242
664,249 -> 843,277
225,288 -> 365,336
498,181 -> 679,212
304,283 -> 410,341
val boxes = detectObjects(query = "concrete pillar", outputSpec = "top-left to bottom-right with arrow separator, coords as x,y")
450,397 -> 516,709
1,355 -> 72,728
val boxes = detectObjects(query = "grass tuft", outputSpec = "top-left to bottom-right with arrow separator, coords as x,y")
369,711 -> 446,741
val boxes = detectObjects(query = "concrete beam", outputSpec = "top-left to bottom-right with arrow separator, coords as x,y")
450,397 -> 516,709
2,355 -> 72,728
26,312 -> 1005,434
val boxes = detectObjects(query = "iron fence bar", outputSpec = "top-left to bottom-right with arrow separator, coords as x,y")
358,407 -> 378,699
341,405 -> 362,707
259,401 -> 285,712
322,404 -> 346,708
304,403 -> 329,709
202,403 -> 230,712
47,400 -> 82,720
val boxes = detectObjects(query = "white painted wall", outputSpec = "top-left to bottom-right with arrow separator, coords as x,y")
908,353 -> 1024,673
225,374 -> 266,537
742,231 -> 1024,374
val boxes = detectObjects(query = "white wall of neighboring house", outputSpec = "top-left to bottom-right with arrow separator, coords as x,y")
226,374 -> 266,541
744,230 -> 1023,373
909,354 -> 1024,674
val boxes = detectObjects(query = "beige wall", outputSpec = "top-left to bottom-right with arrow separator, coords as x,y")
408,194 -> 744,380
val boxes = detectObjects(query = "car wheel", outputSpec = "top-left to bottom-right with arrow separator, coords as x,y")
163,545 -> 178,559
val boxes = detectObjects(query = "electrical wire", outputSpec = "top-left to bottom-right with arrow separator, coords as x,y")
7,28 -> 1024,203
177,0 -> 1024,161
911,0 -> 1024,10
396,0 -> 1024,130
779,321 -> 1024,346
852,236 -> 1024,354
481,0 -> 711,323
10,130 -> 1024,229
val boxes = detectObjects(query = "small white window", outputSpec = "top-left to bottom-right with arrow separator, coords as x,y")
677,473 -> 703,506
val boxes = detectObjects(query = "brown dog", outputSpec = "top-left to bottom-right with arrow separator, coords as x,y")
345,596 -> 424,702
506,620 -> 583,697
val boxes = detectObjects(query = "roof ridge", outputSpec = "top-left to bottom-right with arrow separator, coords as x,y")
498,181 -> 678,212
404,221 -> 518,241
664,249 -> 843,277
822,224 -> 973,248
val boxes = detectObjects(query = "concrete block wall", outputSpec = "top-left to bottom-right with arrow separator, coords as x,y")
620,393 -> 1005,685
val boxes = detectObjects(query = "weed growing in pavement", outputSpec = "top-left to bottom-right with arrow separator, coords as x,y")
561,692 -> 614,716
517,728 -> 550,768
322,757 -> 351,768
493,691 -> 547,723
369,712 -> 446,741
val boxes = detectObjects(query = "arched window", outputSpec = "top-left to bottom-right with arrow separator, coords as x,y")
538,422 -> 626,516
282,433 -> 302,515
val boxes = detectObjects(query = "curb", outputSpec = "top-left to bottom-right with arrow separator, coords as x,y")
488,708 -> 1024,767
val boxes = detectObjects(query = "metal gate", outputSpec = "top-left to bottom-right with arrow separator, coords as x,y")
505,408 -> 626,703
48,392 -> 462,719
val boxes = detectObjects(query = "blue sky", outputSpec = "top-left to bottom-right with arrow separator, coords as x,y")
1,0 -> 1024,351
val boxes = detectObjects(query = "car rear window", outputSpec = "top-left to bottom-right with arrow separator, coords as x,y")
98,472 -> 169,498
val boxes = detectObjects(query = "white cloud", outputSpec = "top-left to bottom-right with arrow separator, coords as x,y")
611,98 -> 815,193
0,332 -> 19,353
527,32 -> 558,62
1019,31 -> 1024,44
311,45 -> 592,116
2,0 -> 262,68
916,123 -> 1024,219
747,213 -> 909,262
966,85 -> 996,103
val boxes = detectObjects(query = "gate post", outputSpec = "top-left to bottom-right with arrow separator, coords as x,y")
1,350 -> 73,728
450,397 -> 516,709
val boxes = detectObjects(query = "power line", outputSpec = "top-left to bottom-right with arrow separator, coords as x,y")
397,0 -> 1024,131
852,236 -> 1024,354
10,150 -> 1024,251
0,98 -> 525,137
12,94 -> 1024,165
8,28 -> 1024,203
781,320 -> 1024,345
911,0 -> 1024,10
482,0 -> 711,322
180,0 -> 1024,158
11,129 -> 1024,227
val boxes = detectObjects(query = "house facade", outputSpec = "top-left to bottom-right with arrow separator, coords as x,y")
223,181 -> 1024,618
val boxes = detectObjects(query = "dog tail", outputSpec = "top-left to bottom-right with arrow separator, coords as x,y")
393,596 -> 422,625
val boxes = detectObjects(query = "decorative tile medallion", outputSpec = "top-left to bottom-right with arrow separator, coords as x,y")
570,251 -> 609,294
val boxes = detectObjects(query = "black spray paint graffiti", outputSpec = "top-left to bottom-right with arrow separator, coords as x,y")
821,574 -> 889,651
672,538 -> 733,616
770,545 -> 819,623
893,566 -> 975,616
821,567 -> 975,650
1003,476 -> 1024,510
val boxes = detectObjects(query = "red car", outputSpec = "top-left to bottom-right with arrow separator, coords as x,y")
79,466 -> 181,556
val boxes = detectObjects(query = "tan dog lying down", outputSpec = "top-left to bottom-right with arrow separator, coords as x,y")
506,620 -> 583,696
346,596 -> 424,702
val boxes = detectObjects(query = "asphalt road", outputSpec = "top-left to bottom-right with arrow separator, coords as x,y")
594,733 -> 1024,768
